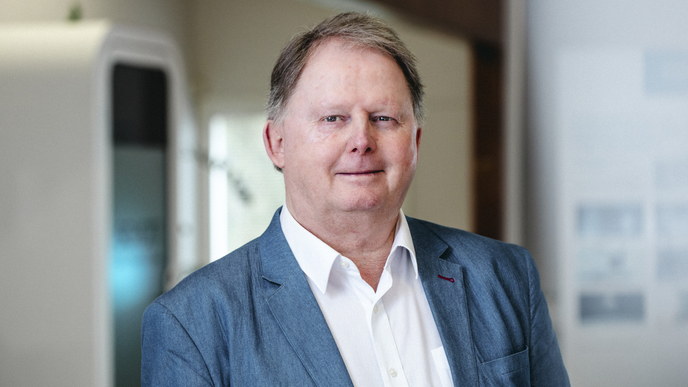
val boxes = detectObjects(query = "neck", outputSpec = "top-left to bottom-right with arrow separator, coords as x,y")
286,201 -> 400,291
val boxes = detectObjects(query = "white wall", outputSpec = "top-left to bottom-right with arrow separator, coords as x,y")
527,1 -> 688,385
401,23 -> 473,231
0,0 -> 190,61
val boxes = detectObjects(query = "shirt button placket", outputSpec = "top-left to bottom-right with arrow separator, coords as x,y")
370,301 -> 410,387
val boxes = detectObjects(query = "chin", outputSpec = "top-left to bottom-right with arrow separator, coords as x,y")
332,186 -> 404,213
337,194 -> 388,213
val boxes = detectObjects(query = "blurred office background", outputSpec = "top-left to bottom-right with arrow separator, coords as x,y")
1,0 -> 687,386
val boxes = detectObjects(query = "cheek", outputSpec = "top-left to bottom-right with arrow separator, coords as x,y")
393,137 -> 418,167
285,133 -> 316,164
286,140 -> 339,179
311,135 -> 346,164
305,126 -> 332,143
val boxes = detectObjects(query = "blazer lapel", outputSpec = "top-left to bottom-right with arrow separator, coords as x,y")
408,217 -> 479,387
259,209 -> 353,387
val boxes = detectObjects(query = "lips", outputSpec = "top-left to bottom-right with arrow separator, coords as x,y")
337,170 -> 383,175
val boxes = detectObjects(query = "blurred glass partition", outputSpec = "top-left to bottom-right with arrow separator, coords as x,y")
527,2 -> 688,384
111,64 -> 168,387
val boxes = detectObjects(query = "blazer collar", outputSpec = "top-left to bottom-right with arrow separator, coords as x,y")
407,217 -> 479,386
259,207 -> 302,285
259,208 -> 354,387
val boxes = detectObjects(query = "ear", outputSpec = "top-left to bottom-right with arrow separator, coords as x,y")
415,127 -> 422,151
263,120 -> 285,170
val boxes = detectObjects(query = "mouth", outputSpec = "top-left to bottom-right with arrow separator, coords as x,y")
337,170 -> 384,176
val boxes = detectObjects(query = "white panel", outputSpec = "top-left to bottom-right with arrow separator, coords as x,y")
0,22 -> 111,387
0,21 -> 195,387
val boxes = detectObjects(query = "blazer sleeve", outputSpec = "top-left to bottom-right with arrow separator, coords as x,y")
141,301 -> 214,387
526,251 -> 570,386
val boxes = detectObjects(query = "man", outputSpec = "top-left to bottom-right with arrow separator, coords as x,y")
142,12 -> 569,386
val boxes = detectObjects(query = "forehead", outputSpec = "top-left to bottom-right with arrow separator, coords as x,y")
291,39 -> 411,102
303,38 -> 398,77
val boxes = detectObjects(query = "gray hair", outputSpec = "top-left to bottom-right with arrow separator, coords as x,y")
266,12 -> 424,125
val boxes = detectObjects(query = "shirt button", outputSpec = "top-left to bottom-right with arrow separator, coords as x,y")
373,304 -> 378,313
388,368 -> 397,377
340,260 -> 349,268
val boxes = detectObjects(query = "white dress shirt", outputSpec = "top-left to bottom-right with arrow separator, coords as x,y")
280,205 -> 453,387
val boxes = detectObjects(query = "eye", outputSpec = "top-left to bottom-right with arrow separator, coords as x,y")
324,116 -> 341,122
372,116 -> 395,123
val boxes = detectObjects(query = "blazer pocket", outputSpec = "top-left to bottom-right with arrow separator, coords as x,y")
479,347 -> 530,387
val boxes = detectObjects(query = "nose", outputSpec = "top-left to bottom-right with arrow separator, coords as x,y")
348,117 -> 376,154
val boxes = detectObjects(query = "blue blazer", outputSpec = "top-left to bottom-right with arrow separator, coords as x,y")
142,209 -> 569,386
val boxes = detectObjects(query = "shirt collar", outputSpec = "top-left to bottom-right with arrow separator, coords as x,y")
280,204 -> 418,295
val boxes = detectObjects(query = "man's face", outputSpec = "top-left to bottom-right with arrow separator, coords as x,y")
264,39 -> 421,221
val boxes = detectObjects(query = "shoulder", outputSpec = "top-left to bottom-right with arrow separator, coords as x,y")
148,237 -> 263,321
141,237 -> 270,385
406,216 -> 539,310
407,217 -> 533,272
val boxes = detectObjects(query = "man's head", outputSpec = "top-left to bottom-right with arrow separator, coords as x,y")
266,12 -> 424,126
263,12 -> 423,227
